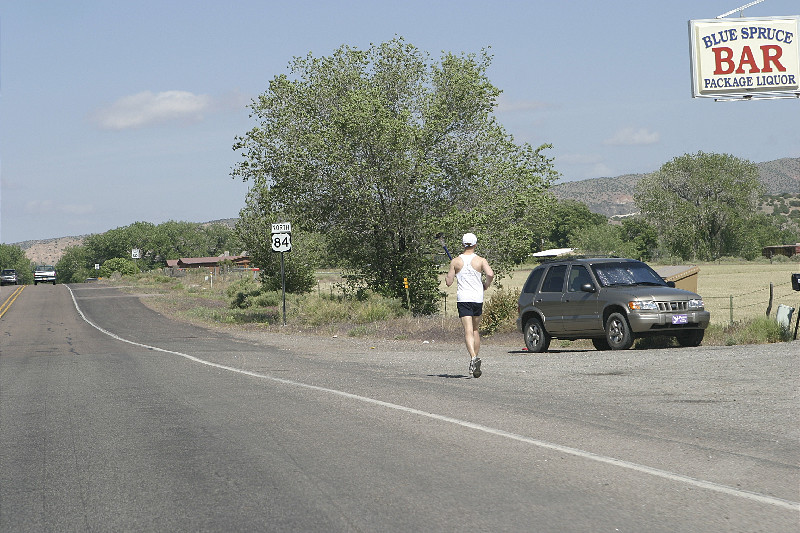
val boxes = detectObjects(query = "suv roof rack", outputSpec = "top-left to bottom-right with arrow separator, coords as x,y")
538,254 -> 623,263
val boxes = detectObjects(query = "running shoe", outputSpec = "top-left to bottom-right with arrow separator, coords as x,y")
471,357 -> 482,378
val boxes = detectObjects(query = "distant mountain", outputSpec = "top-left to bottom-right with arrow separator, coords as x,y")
757,158 -> 800,194
553,157 -> 800,217
16,236 -> 86,266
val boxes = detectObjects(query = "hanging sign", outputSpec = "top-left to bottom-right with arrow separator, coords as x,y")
689,16 -> 800,98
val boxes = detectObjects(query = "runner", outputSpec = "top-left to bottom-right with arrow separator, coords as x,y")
444,232 -> 494,378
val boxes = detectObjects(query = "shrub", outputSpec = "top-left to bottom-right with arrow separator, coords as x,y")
99,257 -> 139,277
708,317 -> 791,345
227,278 -> 264,309
480,287 -> 520,336
351,293 -> 406,323
299,295 -> 353,326
294,291 -> 406,327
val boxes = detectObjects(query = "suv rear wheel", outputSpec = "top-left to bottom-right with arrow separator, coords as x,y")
605,312 -> 634,350
524,317 -> 550,353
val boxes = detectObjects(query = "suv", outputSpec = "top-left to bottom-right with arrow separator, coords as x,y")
517,258 -> 710,351
34,265 -> 57,285
1,269 -> 18,286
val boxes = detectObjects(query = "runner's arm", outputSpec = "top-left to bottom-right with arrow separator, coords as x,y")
445,258 -> 459,287
482,259 -> 494,290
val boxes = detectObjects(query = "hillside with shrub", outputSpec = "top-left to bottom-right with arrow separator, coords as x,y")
553,157 -> 799,217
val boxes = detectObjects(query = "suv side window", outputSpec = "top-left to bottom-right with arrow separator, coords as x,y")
522,267 -> 545,293
568,265 -> 592,292
541,265 -> 567,292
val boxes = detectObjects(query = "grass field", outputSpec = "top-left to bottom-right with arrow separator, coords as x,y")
694,261 -> 799,325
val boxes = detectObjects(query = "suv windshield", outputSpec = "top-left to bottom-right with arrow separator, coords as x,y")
591,261 -> 667,287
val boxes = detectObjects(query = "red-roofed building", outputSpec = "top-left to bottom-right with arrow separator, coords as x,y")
762,244 -> 800,259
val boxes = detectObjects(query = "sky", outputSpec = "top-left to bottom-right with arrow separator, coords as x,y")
1,0 -> 799,243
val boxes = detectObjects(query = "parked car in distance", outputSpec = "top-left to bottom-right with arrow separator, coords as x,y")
517,257 -> 710,352
34,265 -> 57,285
1,269 -> 18,286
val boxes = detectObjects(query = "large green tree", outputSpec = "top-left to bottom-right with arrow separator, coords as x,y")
568,223 -> 637,258
232,37 -> 556,313
541,199 -> 608,250
0,244 -> 34,284
56,245 -> 93,283
634,152 -> 763,261
619,217 -> 659,261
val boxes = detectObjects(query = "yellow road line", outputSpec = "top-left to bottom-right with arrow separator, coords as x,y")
0,285 -> 25,318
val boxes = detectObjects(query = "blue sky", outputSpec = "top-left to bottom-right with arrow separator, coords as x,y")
1,0 -> 799,243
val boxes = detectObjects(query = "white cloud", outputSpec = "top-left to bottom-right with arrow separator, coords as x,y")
604,127 -> 660,146
91,90 -> 212,130
25,199 -> 94,216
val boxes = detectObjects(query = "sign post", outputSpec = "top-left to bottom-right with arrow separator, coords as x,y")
271,223 -> 292,326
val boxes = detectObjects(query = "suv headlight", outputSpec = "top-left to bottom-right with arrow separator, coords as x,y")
628,300 -> 658,311
688,299 -> 704,309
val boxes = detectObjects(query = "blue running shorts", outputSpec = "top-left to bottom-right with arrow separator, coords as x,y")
457,301 -> 483,317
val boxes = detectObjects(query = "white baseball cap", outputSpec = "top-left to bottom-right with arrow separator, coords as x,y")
462,232 -> 477,246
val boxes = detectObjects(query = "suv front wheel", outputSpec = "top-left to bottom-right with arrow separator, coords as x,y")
605,312 -> 634,350
524,317 -> 551,353
591,337 -> 611,351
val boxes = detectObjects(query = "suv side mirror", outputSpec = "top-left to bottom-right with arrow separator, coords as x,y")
666,281 -> 676,288
580,283 -> 596,293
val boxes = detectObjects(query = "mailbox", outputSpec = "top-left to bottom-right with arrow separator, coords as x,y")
792,273 -> 800,291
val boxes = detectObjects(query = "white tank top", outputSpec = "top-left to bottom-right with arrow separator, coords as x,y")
456,254 -> 484,303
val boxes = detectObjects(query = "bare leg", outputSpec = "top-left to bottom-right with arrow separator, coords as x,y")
460,315 -> 482,360
472,315 -> 482,357
460,316 -> 477,359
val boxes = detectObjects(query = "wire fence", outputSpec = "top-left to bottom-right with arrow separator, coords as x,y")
703,280 -> 799,325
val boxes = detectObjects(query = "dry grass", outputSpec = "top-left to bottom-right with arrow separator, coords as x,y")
693,260 -> 799,325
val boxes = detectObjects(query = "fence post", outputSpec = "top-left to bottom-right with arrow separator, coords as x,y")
729,295 -> 734,325
766,282 -> 773,317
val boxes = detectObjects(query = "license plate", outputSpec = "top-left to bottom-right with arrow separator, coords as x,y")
672,314 -> 688,325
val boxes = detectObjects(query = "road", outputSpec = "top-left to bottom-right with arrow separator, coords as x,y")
1,283 -> 798,532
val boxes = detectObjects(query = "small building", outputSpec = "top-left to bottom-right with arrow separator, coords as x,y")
762,243 -> 800,259
655,265 -> 700,293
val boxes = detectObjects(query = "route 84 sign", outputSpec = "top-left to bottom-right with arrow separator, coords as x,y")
271,233 -> 292,252
271,222 -> 292,252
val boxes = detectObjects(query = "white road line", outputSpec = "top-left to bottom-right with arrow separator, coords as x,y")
66,285 -> 800,512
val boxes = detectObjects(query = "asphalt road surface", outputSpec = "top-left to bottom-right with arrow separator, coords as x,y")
1,284 -> 798,532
